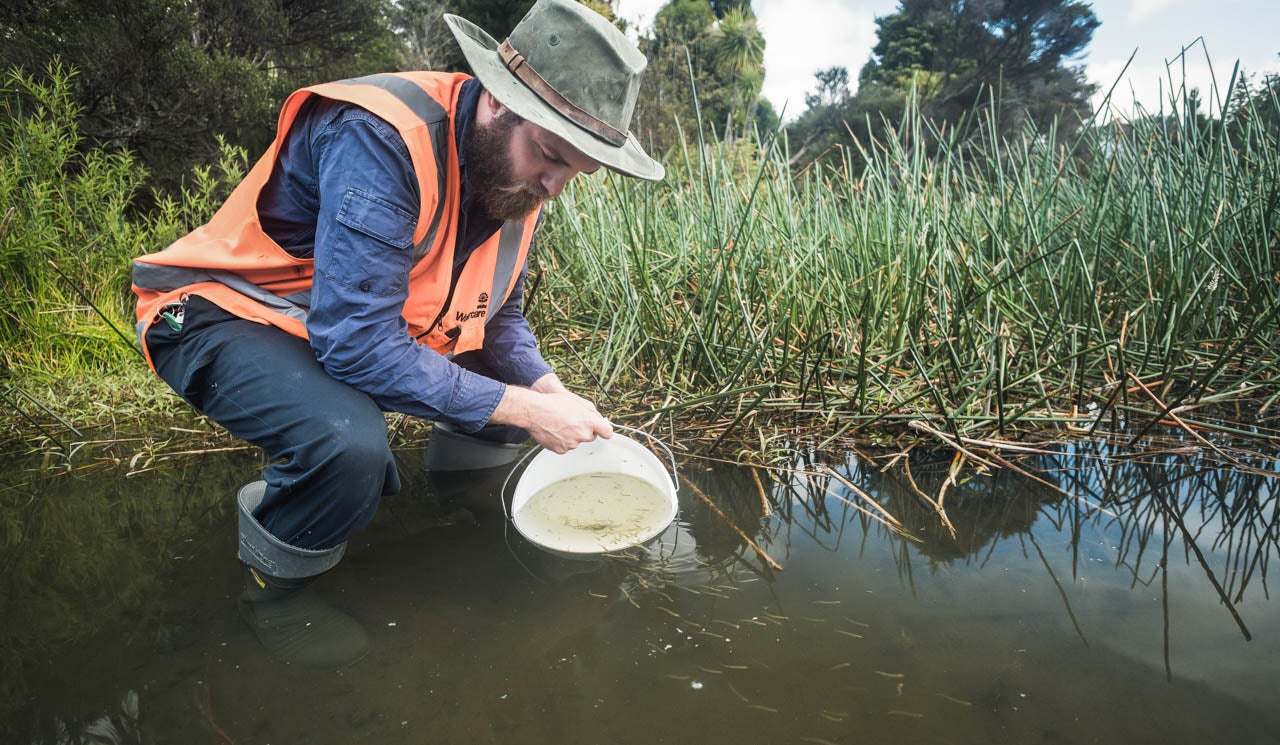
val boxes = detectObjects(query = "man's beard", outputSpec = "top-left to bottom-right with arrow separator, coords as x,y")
465,110 -> 548,221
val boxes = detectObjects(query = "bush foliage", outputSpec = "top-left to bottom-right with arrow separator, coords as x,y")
0,64 -> 246,375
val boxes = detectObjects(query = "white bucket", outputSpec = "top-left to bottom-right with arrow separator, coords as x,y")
506,428 -> 678,557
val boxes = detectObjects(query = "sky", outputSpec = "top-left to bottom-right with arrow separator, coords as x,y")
612,0 -> 1280,121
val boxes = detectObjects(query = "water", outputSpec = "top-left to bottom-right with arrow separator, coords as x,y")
2,435 -> 1278,744
512,472 -> 673,553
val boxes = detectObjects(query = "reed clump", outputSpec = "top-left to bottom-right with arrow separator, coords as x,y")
532,74 -> 1280,459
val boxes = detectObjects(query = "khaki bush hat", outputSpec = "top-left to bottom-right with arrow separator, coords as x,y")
444,0 -> 664,181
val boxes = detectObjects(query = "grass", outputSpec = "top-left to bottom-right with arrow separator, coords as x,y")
0,63 -> 247,451
530,67 -> 1280,462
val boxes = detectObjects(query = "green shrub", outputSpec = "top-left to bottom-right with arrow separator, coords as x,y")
0,62 -> 246,376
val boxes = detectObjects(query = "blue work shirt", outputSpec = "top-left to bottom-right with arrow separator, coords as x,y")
257,78 -> 553,433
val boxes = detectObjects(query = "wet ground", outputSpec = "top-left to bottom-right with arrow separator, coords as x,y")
2,433 -> 1278,744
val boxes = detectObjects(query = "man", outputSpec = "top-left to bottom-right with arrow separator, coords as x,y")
131,0 -> 663,667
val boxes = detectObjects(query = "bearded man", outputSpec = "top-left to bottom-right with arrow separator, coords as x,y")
130,0 -> 662,667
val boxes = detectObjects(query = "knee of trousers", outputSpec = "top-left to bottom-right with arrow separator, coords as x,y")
280,409 -> 399,536
304,409 -> 397,487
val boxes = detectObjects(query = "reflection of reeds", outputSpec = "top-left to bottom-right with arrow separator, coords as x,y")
1018,437 -> 1280,676
1038,439 -> 1277,629
1046,441 -> 1276,588
734,436 -> 1277,638
676,441 -> 1274,691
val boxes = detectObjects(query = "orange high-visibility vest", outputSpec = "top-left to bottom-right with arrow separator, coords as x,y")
132,72 -> 540,371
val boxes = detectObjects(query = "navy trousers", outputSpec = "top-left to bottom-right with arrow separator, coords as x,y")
147,296 -> 401,551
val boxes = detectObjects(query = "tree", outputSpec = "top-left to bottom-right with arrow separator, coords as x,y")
805,66 -> 852,111
786,0 -> 1099,171
860,0 -> 1099,131
1228,68 -> 1280,142
709,8 -> 765,79
390,0 -> 617,78
707,7 -> 766,134
394,0 -> 464,71
1,0 -> 401,196
631,0 -> 770,157
784,66 -> 856,166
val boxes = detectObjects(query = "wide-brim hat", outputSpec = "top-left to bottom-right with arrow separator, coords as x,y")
444,0 -> 664,181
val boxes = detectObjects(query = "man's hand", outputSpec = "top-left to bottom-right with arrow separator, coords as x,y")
490,376 -> 612,454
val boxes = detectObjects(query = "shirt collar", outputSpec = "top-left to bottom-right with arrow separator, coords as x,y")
455,77 -> 481,201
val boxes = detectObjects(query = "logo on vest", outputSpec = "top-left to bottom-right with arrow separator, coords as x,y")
456,292 -> 490,323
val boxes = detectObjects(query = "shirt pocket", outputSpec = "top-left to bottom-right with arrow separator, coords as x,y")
322,187 -> 417,297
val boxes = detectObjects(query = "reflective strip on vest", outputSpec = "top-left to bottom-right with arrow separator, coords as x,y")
336,75 -> 449,263
132,263 -> 312,323
490,221 -> 526,309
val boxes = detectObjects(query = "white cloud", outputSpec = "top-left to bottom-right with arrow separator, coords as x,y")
756,0 -> 884,120
1129,0 -> 1182,23
1090,50 -> 1280,119
614,0 -> 667,36
1091,58 -> 1214,117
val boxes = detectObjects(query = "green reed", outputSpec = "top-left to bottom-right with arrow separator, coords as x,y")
535,75 -> 1280,446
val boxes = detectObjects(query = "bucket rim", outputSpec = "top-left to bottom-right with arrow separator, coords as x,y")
502,423 -> 678,509
501,424 -> 679,556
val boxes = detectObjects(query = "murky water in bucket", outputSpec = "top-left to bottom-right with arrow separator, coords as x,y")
512,472 -> 671,553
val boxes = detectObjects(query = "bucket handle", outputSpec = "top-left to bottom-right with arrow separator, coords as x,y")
613,422 -> 680,493
500,422 -> 679,521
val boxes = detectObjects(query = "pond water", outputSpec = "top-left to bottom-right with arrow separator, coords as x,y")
2,433 -> 1278,744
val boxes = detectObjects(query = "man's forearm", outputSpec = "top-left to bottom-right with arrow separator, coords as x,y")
529,372 -> 568,395
490,379 -> 611,453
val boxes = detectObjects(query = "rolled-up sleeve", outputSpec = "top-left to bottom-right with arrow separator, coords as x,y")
303,105 -> 505,432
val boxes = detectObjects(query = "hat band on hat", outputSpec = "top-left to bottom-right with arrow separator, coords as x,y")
497,40 -> 628,148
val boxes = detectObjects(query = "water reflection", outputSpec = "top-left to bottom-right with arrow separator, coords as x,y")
768,439 -> 1277,612
2,434 -> 1278,744
31,691 -> 140,745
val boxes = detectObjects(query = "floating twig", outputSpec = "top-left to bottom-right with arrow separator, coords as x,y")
901,458 -> 958,540
818,465 -> 904,528
682,475 -> 783,572
751,466 -> 772,517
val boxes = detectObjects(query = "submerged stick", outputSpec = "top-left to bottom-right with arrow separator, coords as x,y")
751,467 -> 772,517
902,458 -> 958,540
819,465 -> 904,528
680,475 -> 782,572
932,452 -> 963,540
